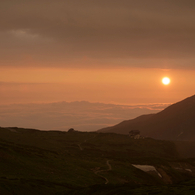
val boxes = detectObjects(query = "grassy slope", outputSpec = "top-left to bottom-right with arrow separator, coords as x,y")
0,127 -> 195,194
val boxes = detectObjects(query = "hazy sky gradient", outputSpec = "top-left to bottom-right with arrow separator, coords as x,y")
0,0 -> 195,104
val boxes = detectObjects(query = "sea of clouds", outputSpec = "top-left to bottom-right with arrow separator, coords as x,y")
0,101 -> 171,131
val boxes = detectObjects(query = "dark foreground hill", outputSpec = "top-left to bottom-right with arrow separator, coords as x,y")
1,127 -> 195,194
98,95 -> 195,141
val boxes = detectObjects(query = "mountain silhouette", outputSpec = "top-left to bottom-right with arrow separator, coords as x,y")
98,95 -> 195,141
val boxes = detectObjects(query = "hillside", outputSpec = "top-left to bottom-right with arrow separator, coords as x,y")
0,127 -> 195,194
98,95 -> 195,141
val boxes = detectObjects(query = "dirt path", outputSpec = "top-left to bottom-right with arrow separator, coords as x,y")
77,136 -> 112,184
77,143 -> 83,151
77,135 -> 97,151
94,160 -> 112,184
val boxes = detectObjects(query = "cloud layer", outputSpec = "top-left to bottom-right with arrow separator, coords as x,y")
0,101 -> 170,131
1,0 -> 195,69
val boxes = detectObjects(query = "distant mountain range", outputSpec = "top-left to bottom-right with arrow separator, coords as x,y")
98,95 -> 195,141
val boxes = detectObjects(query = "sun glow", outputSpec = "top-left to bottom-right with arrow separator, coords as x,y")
162,77 -> 171,85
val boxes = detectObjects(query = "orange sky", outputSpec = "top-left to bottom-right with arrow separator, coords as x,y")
0,1 -> 195,105
0,67 -> 194,105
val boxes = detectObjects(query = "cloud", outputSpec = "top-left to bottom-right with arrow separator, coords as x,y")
0,0 -> 195,69
0,101 -> 170,131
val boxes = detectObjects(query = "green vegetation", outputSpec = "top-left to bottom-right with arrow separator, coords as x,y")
0,127 -> 195,194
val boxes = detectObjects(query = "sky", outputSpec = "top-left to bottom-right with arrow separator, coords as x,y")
0,0 -> 195,105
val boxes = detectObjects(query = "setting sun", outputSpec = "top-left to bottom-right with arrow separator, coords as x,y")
162,77 -> 171,85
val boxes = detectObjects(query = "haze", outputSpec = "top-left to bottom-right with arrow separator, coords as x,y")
0,101 -> 170,131
1,0 -> 195,105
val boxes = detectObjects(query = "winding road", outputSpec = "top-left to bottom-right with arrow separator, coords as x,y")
77,135 -> 112,184
94,160 -> 112,184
